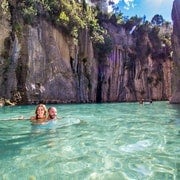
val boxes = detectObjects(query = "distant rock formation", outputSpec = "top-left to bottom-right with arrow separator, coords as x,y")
170,0 -> 180,103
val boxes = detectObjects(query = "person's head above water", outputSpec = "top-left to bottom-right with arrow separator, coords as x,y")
35,104 -> 48,119
30,103 -> 48,122
48,107 -> 57,120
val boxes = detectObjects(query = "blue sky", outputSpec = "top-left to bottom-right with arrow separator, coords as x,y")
110,0 -> 173,22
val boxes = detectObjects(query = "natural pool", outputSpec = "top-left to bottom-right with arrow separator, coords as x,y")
0,101 -> 179,179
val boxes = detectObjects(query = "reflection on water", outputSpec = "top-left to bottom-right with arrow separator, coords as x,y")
0,102 -> 179,179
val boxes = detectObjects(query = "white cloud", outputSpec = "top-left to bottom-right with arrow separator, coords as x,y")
111,0 -> 120,3
109,0 -> 135,8
108,0 -> 135,12
110,0 -> 171,8
123,0 -> 136,11
124,0 -> 135,7
124,6 -> 130,10
108,0 -> 172,21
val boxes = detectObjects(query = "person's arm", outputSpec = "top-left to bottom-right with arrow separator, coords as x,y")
1,116 -> 27,121
30,116 -> 36,122
10,116 -> 24,120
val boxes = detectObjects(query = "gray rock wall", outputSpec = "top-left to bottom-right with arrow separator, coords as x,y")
97,23 -> 172,102
0,4 -> 173,104
21,21 -> 98,104
170,0 -> 180,103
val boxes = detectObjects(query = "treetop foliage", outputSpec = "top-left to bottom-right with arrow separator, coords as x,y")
1,0 -> 172,58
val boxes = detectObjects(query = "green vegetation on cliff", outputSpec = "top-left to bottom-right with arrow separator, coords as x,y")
1,0 -> 172,59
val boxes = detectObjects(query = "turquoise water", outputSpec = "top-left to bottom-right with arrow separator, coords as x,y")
0,102 -> 179,180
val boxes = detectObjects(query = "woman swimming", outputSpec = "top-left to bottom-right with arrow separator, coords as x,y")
30,104 -> 48,124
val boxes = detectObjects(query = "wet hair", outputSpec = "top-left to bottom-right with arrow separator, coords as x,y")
35,104 -> 48,119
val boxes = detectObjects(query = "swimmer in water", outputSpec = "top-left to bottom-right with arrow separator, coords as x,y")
30,104 -> 48,124
47,107 -> 57,120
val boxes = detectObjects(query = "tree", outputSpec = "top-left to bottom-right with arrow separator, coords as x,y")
151,14 -> 164,26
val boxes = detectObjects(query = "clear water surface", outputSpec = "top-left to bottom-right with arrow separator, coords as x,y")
0,101 -> 179,180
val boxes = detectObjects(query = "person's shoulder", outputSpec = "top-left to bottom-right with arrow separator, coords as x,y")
30,116 -> 36,121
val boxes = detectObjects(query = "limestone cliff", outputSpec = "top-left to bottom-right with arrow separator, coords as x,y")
0,1 -> 173,104
96,22 -> 172,102
170,0 -> 180,103
0,4 -> 98,104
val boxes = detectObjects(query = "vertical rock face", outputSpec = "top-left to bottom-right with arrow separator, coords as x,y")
97,23 -> 172,102
25,21 -> 76,103
170,0 -> 180,103
0,6 -> 15,98
0,2 -> 173,104
17,21 -> 98,104
0,15 -> 98,104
